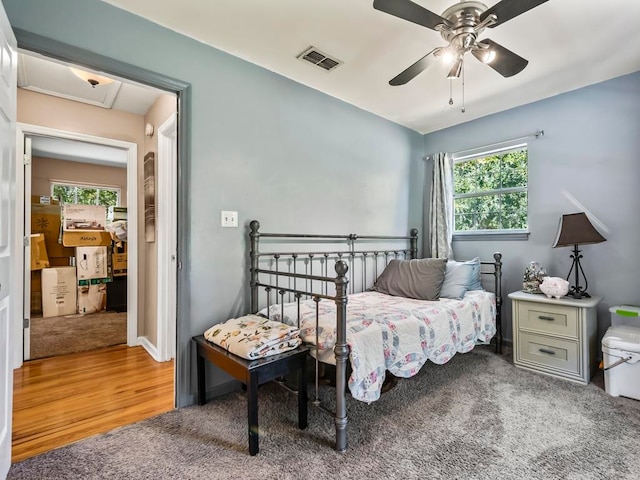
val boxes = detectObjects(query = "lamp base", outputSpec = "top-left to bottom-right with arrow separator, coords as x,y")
567,289 -> 590,300
565,245 -> 591,300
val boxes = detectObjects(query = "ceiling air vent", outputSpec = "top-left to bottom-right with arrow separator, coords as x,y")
297,47 -> 342,72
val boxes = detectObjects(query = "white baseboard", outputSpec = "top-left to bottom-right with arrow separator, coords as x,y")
138,336 -> 160,362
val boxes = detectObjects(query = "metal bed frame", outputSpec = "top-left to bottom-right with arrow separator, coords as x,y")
249,220 -> 502,452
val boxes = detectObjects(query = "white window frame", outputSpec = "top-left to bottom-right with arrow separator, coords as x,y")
51,181 -> 121,206
452,142 -> 529,241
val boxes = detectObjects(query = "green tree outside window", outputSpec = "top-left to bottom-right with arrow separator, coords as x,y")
52,183 -> 120,207
453,147 -> 528,233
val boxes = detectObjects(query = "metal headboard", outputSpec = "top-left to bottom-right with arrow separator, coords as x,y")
250,220 -> 419,311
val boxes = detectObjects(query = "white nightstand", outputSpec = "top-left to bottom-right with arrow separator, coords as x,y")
509,291 -> 601,384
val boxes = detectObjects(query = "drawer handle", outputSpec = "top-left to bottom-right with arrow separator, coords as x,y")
539,348 -> 556,355
538,316 -> 555,321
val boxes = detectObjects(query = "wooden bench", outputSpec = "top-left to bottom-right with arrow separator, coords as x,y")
192,334 -> 308,455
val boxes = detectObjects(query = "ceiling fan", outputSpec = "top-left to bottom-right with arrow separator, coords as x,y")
373,0 -> 550,86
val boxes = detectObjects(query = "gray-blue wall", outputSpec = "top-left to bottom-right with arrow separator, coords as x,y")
7,0 -> 638,406
4,0 -> 424,406
424,71 -> 640,342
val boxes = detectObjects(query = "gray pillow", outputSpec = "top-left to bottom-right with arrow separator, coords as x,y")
373,258 -> 447,301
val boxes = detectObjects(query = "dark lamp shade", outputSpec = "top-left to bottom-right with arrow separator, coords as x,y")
552,212 -> 606,247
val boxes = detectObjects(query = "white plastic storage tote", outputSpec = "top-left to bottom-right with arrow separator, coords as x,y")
602,325 -> 640,400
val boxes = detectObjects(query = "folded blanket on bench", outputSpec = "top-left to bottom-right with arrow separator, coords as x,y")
204,315 -> 302,360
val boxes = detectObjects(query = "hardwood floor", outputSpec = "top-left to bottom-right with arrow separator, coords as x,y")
12,344 -> 174,463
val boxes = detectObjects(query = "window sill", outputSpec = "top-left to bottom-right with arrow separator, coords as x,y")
453,231 -> 530,241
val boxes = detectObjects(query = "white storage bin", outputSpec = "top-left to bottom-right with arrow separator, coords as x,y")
602,325 -> 640,400
609,305 -> 640,328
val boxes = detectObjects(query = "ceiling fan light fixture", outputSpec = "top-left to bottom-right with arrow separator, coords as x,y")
440,48 -> 456,65
70,67 -> 115,88
482,49 -> 497,64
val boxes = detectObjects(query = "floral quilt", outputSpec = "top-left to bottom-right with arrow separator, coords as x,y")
260,290 -> 496,403
204,315 -> 302,360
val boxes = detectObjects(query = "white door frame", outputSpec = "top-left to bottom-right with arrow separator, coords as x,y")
21,137 -> 31,361
156,113 -> 177,362
14,123 -> 139,367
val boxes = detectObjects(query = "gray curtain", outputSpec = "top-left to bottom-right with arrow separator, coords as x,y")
429,152 -> 454,259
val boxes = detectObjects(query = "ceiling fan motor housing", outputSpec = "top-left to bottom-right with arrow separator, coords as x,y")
439,1 -> 491,53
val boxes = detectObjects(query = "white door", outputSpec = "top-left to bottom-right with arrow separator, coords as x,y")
156,114 -> 177,361
0,2 -> 17,477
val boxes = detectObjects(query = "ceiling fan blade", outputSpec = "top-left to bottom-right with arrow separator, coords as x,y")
481,0 -> 549,27
473,39 -> 528,77
373,0 -> 448,30
390,48 -> 441,86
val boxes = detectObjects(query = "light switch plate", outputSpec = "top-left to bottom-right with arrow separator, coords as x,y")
221,210 -> 238,228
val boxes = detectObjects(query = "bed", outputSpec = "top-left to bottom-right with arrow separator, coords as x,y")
249,220 -> 502,452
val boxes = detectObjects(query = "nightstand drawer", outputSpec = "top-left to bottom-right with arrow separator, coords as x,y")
517,332 -> 579,374
518,301 -> 578,338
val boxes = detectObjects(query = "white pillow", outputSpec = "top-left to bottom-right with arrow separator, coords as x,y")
439,261 -> 474,299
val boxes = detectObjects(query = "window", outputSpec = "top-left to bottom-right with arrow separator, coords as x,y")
52,182 -> 120,207
453,144 -> 528,236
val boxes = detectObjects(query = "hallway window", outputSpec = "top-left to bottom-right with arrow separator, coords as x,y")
52,182 -> 120,207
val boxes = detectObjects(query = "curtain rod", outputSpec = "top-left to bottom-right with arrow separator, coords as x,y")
451,130 -> 544,158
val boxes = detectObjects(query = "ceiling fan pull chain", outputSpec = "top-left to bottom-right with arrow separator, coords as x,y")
461,58 -> 466,113
449,78 -> 454,106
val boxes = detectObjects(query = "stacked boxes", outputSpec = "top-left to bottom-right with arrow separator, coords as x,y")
31,200 -> 128,317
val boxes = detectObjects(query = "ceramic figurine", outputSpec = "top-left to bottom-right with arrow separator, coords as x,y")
539,276 -> 570,299
522,261 -> 546,294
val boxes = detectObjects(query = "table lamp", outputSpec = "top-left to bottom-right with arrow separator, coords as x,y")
552,212 -> 606,299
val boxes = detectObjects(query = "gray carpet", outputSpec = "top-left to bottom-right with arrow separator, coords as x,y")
8,346 -> 640,480
29,311 -> 127,359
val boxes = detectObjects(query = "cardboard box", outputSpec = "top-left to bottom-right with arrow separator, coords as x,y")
41,267 -> 77,318
31,204 -> 75,258
62,204 -> 106,232
30,234 -> 50,271
31,270 -> 42,314
49,257 -> 73,267
77,283 -> 107,314
31,270 -> 42,292
112,253 -> 127,277
76,246 -> 108,280
112,240 -> 127,254
31,195 -> 59,205
107,206 -> 127,221
62,231 -> 112,247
